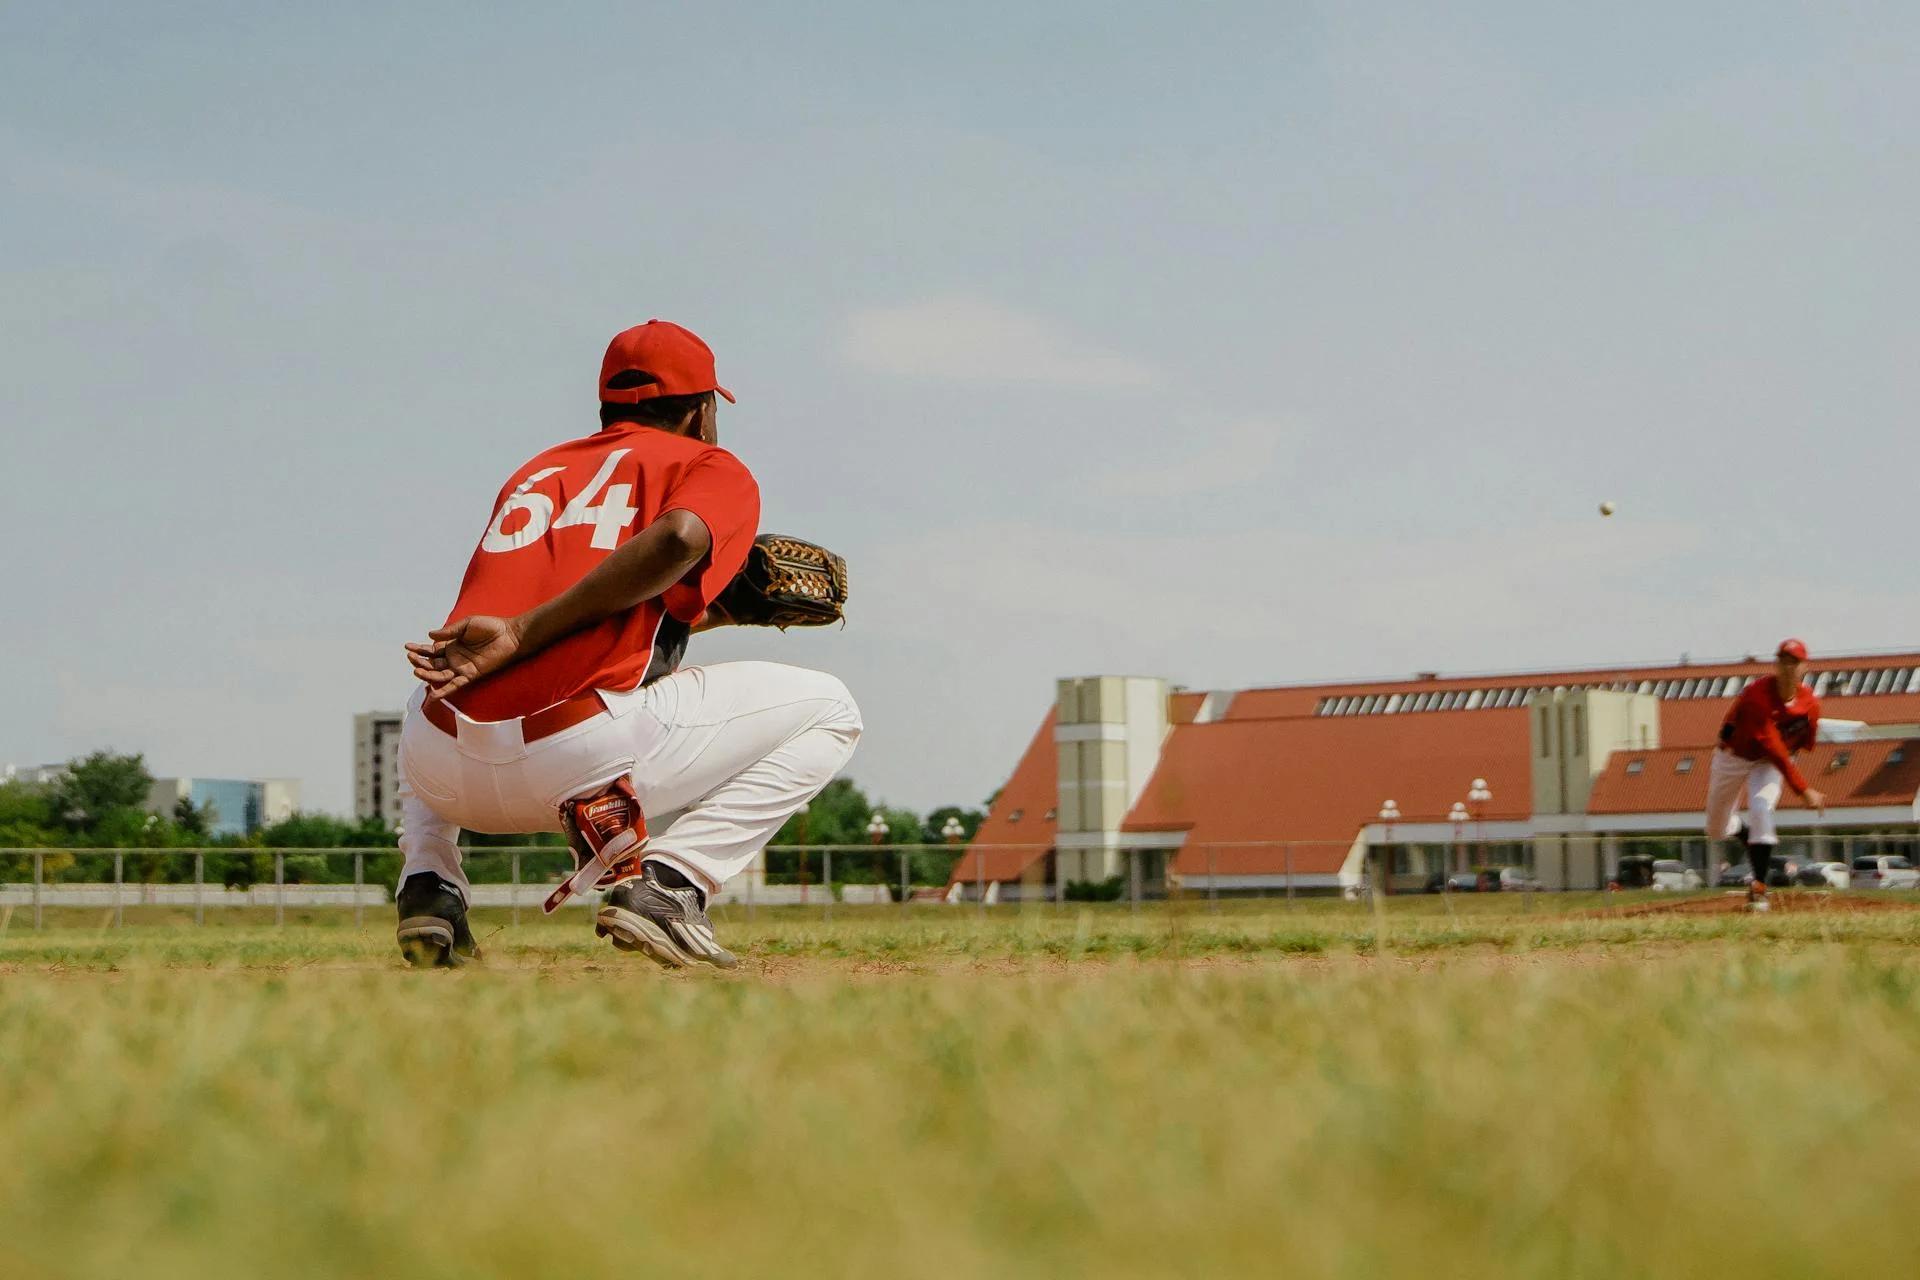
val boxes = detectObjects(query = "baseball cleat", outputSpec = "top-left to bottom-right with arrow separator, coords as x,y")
1746,880 -> 1771,913
595,862 -> 737,970
395,872 -> 479,968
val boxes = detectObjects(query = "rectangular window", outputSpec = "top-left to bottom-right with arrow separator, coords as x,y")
1626,759 -> 1644,775
1675,757 -> 1694,774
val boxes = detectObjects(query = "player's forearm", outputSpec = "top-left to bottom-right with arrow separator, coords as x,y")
1762,738 -> 1810,795
512,512 -> 711,658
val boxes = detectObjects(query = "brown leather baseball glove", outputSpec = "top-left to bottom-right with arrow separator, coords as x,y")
709,534 -> 849,629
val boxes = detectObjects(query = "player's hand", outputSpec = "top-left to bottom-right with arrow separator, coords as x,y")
1802,787 -> 1827,814
405,615 -> 524,700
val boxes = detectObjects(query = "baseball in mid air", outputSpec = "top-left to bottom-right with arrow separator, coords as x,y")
1598,501 -> 1616,517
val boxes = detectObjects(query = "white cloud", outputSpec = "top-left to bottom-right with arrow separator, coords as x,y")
841,296 -> 1159,388
1085,418 -> 1299,500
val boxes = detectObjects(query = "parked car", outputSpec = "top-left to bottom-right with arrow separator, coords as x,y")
1497,867 -> 1542,892
1850,856 -> 1920,890
1795,861 -> 1849,890
1615,854 -> 1656,890
1650,859 -> 1704,892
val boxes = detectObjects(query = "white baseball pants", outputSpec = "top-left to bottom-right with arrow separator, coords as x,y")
1704,747 -> 1784,846
396,661 -> 862,900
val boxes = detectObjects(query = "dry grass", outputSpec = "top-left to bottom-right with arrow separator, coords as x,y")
3,904 -> 1920,1277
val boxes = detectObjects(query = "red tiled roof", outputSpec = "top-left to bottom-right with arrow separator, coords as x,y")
949,706 -> 1056,884
1124,710 -> 1534,875
1588,741 -> 1920,814
1225,653 -> 1920,723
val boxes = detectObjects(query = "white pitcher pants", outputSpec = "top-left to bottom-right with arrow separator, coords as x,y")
396,661 -> 861,900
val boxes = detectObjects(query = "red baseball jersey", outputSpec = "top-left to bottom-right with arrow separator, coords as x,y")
1718,676 -> 1822,794
443,424 -> 759,721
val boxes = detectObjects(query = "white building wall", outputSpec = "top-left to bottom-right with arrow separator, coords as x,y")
353,711 -> 405,828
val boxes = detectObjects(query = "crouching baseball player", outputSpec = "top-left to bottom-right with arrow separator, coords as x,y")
395,320 -> 860,969
1705,638 -> 1826,912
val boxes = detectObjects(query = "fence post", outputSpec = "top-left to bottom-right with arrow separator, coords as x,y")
823,848 -> 834,923
114,851 -> 124,928
32,850 -> 43,930
899,848 -> 909,916
1208,844 -> 1218,914
1129,847 -> 1140,913
1285,842 -> 1295,910
511,852 -> 521,928
195,851 -> 205,927
274,851 -> 285,928
354,851 -> 365,928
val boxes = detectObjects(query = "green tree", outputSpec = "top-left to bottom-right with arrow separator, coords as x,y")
921,805 -> 985,844
173,795 -> 212,839
0,779 -> 60,849
51,751 -> 153,838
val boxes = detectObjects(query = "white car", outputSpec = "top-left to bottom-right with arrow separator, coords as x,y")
1650,859 -> 1704,892
1850,856 -> 1920,890
1799,861 -> 1849,890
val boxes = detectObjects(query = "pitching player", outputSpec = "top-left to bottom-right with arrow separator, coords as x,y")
394,320 -> 861,968
1705,639 -> 1826,910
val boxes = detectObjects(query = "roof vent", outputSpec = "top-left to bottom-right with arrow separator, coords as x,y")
1675,757 -> 1694,774
1830,751 -> 1851,772
1626,760 -> 1645,775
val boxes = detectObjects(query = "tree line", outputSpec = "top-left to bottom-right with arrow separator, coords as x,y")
1,751 -> 985,888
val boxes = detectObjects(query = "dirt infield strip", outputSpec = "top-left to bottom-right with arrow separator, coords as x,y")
1590,891 -> 1920,918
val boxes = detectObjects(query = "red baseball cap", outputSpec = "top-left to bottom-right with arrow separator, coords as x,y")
598,320 -> 735,405
1777,638 -> 1808,661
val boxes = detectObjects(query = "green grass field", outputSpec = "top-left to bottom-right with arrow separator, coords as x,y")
5,899 -> 1920,1278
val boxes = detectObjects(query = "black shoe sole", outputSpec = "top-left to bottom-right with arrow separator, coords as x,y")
397,916 -> 470,969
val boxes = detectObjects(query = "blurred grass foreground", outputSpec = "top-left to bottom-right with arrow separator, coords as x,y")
3,918 -> 1920,1277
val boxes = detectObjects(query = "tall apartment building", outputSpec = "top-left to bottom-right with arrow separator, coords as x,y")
353,711 -> 406,829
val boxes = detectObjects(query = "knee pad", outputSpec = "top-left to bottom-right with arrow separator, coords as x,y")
560,777 -> 648,889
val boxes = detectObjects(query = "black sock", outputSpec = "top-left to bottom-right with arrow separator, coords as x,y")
1748,844 -> 1774,887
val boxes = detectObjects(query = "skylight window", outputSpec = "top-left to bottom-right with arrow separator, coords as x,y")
1626,760 -> 1645,775
1675,757 -> 1694,774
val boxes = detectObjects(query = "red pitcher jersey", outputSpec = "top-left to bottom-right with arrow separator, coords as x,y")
443,424 -> 759,721
1718,677 -> 1822,794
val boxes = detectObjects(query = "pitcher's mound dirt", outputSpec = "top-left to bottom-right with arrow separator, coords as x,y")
1593,892 -> 1920,918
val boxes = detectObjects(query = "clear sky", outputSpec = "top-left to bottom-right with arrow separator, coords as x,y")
3,3 -> 1917,815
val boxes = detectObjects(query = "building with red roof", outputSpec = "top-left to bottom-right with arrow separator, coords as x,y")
950,652 -> 1920,898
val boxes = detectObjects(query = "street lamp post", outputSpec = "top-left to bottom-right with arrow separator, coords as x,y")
1378,800 -> 1400,895
1468,778 -> 1492,868
941,815 -> 965,845
1448,802 -> 1470,877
